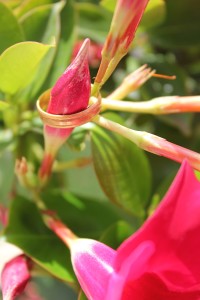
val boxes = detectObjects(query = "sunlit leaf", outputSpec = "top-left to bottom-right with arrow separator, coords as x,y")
0,101 -> 9,111
0,42 -> 53,95
100,0 -> 116,12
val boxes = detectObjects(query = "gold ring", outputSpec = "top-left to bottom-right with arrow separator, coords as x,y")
36,89 -> 101,128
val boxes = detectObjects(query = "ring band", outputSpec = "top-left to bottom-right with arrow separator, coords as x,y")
36,89 -> 101,128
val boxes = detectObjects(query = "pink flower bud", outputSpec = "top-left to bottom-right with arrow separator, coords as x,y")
94,0 -> 149,88
39,39 -> 91,180
105,0 -> 149,56
139,132 -> 200,172
1,254 -> 31,300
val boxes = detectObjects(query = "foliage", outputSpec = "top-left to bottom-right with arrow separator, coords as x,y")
0,0 -> 200,299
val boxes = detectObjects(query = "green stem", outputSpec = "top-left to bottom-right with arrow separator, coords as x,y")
53,157 -> 92,172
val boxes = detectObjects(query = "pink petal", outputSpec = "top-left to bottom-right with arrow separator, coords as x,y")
1,255 -> 31,300
70,238 -> 116,300
121,273 -> 200,300
114,160 -> 200,297
106,241 -> 155,300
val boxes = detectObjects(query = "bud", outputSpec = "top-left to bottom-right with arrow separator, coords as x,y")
93,0 -> 149,91
1,255 -> 31,300
139,132 -> 200,171
39,39 -> 91,181
108,65 -> 155,100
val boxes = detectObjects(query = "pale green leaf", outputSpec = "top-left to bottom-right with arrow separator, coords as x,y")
0,42 -> 53,95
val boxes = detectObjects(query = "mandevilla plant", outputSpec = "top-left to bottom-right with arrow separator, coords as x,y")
0,0 -> 200,299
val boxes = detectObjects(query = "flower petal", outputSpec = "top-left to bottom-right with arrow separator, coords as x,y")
70,238 -> 116,300
106,240 -> 155,300
115,160 -> 200,293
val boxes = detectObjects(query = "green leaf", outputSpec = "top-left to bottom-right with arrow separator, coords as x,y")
100,221 -> 133,249
78,291 -> 88,300
0,42 -> 53,95
15,0 -> 53,18
0,151 -> 15,203
76,3 -> 111,43
140,0 -> 166,29
91,122 -> 152,217
0,100 -> 9,111
0,2 -> 24,54
19,1 -> 65,99
19,2 -> 65,43
43,0 -> 75,88
149,0 -> 200,48
5,196 -> 76,283
100,0 -> 116,12
42,191 -> 121,238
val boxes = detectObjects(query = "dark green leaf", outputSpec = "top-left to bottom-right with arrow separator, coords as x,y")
0,2 -> 24,54
91,123 -> 152,217
19,1 -> 65,99
42,0 -> 75,88
5,196 -> 76,283
0,151 -> 15,203
42,191 -> 121,238
100,221 -> 133,249
149,0 -> 200,48
140,0 -> 166,29
76,3 -> 111,43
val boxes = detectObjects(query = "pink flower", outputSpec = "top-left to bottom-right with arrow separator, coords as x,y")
68,161 -> 200,299
39,38 -> 91,180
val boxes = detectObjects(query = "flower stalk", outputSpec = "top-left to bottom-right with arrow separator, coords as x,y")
101,95 -> 200,114
94,115 -> 200,171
